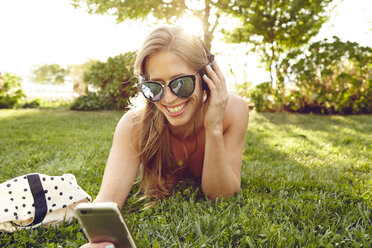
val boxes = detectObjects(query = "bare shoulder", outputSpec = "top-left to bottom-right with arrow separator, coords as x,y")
114,110 -> 140,148
116,110 -> 138,130
224,94 -> 249,128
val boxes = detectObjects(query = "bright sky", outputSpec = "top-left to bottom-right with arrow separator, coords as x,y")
0,0 -> 371,86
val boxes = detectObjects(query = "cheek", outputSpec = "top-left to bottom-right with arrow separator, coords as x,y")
193,80 -> 203,100
154,102 -> 163,111
189,89 -> 203,107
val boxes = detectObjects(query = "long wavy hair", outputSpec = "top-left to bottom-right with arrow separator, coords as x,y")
133,26 -> 209,203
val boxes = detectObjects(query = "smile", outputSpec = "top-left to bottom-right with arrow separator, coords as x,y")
165,102 -> 188,116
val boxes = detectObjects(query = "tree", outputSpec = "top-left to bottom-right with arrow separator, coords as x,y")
224,0 -> 336,87
71,0 -> 238,51
32,64 -> 67,84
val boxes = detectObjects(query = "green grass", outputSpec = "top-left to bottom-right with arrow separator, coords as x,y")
0,109 -> 371,247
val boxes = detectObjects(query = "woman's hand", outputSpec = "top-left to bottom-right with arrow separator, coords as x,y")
202,61 -> 229,134
80,242 -> 115,248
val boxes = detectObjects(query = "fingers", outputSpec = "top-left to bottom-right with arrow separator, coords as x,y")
211,61 -> 225,83
202,73 -> 217,97
204,61 -> 228,103
205,62 -> 226,95
80,242 -> 115,248
208,61 -> 226,88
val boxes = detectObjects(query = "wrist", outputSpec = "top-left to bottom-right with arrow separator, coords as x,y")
205,124 -> 223,137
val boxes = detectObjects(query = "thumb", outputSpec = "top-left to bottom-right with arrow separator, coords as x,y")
80,242 -> 116,248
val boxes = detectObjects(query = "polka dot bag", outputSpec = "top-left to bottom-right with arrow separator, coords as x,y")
0,173 -> 92,232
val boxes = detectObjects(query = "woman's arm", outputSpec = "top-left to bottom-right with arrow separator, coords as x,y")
201,62 -> 249,201
94,111 -> 141,208
202,95 -> 249,201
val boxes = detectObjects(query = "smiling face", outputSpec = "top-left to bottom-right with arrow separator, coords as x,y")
145,50 -> 204,128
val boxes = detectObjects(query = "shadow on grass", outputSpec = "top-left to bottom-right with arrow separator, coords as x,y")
236,111 -> 371,246
258,112 -> 372,148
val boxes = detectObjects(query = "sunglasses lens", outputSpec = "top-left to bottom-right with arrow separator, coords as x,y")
141,83 -> 163,101
170,76 -> 195,97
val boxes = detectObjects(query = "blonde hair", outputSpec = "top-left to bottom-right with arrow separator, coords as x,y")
133,26 -> 209,203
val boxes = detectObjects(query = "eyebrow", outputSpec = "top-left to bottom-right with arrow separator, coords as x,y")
149,73 -> 188,83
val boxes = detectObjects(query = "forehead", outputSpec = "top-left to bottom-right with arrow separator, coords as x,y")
146,50 -> 193,80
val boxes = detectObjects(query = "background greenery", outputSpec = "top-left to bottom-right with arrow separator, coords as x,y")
0,73 -> 25,109
70,52 -> 138,111
4,0 -> 368,116
240,36 -> 372,114
0,109 -> 370,247
32,64 -> 67,85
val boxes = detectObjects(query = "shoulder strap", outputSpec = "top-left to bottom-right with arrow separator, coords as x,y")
26,174 -> 47,226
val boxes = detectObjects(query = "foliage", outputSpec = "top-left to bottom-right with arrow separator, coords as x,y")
234,81 -> 252,100
0,73 -> 25,109
247,82 -> 276,112
0,110 -> 371,247
32,64 -> 67,84
70,52 -> 138,110
281,37 -> 372,114
71,0 -> 241,50
225,0 -> 335,86
244,37 -> 372,114
17,99 -> 74,110
19,99 -> 41,109
70,92 -> 103,110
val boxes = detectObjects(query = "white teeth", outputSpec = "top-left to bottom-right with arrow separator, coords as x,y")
167,103 -> 186,113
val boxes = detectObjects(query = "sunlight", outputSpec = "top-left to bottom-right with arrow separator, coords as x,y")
176,15 -> 204,38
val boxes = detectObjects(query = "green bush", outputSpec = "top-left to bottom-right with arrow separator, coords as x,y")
71,52 -> 138,110
249,82 -> 276,112
70,92 -> 103,110
278,37 -> 372,114
19,99 -> 41,109
0,73 -> 25,108
247,37 -> 372,114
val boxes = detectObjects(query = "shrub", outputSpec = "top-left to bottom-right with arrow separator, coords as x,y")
249,82 -> 278,112
19,99 -> 41,109
248,37 -> 372,114
278,36 -> 372,114
0,73 -> 25,108
71,52 -> 138,110
70,92 -> 103,110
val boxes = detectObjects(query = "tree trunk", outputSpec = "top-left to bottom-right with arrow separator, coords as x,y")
202,0 -> 212,51
270,42 -> 276,88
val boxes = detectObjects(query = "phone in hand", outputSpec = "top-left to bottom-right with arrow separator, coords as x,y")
75,202 -> 137,248
199,62 -> 213,103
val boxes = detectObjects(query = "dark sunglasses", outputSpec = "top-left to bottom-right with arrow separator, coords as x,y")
137,73 -> 197,102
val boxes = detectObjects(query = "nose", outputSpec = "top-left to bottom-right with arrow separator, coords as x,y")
162,86 -> 177,104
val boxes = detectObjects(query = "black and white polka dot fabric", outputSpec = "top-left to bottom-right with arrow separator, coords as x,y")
0,173 -> 92,232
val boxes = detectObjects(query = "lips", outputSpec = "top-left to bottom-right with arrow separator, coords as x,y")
164,101 -> 188,117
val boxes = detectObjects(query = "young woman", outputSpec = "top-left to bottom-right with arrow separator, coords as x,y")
81,25 -> 249,248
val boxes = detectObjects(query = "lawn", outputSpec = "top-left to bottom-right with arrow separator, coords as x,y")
0,109 -> 371,247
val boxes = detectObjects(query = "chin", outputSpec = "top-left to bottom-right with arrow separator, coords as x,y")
164,111 -> 192,127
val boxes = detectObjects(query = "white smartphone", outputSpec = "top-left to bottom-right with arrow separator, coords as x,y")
74,202 -> 137,248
